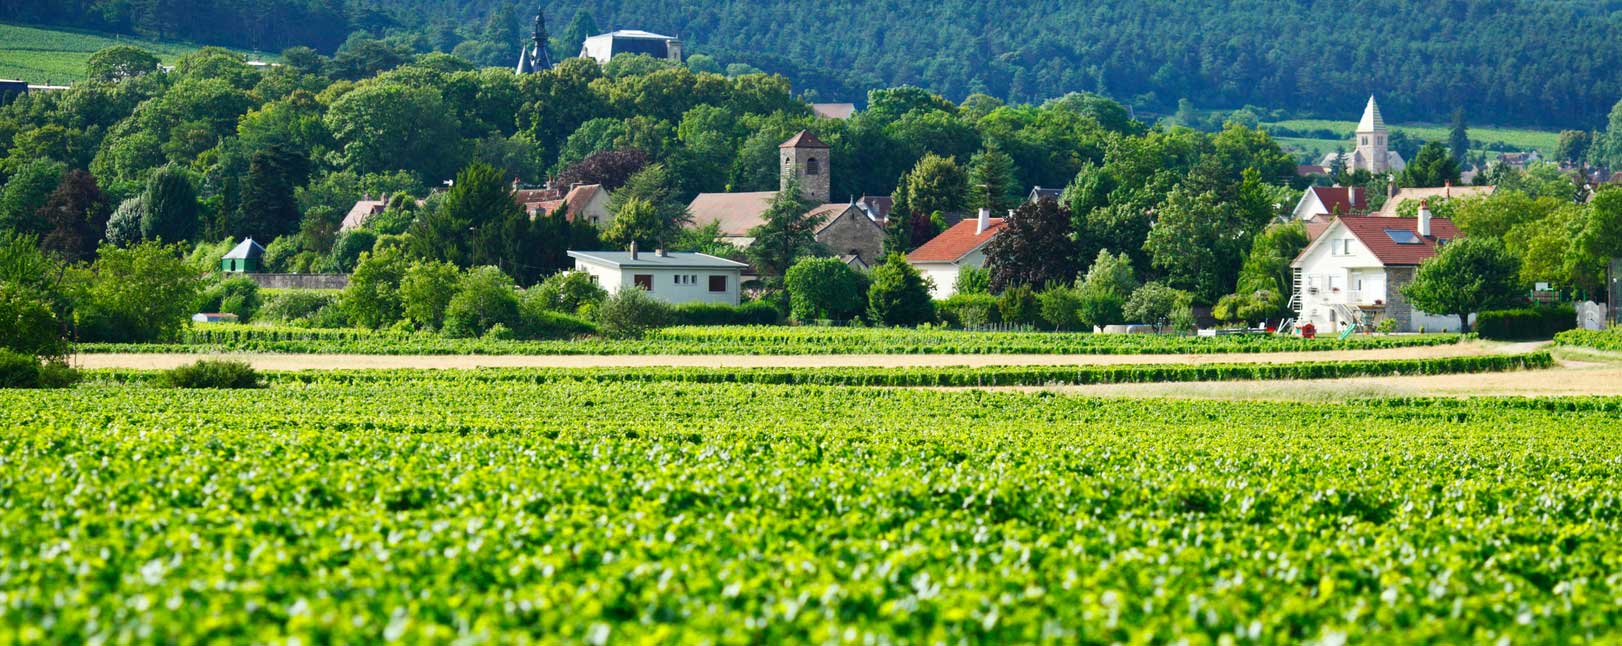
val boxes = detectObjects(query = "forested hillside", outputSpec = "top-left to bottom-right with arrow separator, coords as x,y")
5,1 -> 1622,128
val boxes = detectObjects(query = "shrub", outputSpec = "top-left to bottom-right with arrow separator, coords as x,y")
161,359 -> 260,389
996,284 -> 1040,325
197,277 -> 261,322
258,290 -> 339,325
0,282 -> 68,359
1125,282 -> 1190,332
1076,290 -> 1125,330
594,288 -> 672,339
73,242 -> 202,342
341,246 -> 409,329
953,266 -> 991,295
671,301 -> 781,326
330,229 -> 379,272
785,257 -> 867,322
1476,304 -> 1576,340
0,350 -> 78,389
401,260 -> 461,330
442,267 -> 521,339
518,307 -> 599,339
1037,284 -> 1084,331
529,271 -> 608,315
867,254 -> 934,326
937,293 -> 999,328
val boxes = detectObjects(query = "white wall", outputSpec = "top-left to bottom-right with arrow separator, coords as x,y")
574,260 -> 740,306
914,248 -> 988,300
1294,227 -> 1386,332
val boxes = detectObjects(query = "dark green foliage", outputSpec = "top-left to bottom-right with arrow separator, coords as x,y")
1400,142 -> 1463,188
0,350 -> 78,389
996,284 -> 1040,325
866,254 -> 934,327
517,308 -> 598,340
1475,305 -> 1576,340
1401,238 -> 1523,332
234,144 -> 309,242
72,242 -> 202,342
160,359 -> 260,389
669,301 -> 781,326
985,197 -> 1078,292
139,165 -> 199,243
936,293 -> 999,328
745,180 -> 824,282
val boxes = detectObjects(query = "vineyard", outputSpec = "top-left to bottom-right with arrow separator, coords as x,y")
2,378 -> 1620,642
1556,328 -> 1622,352
80,324 -> 1466,356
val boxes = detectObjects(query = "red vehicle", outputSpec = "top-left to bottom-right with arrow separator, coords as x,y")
1300,323 -> 1317,339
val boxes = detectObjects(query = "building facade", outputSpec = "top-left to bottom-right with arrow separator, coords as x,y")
568,249 -> 747,306
1289,209 -> 1465,333
1319,96 -> 1407,175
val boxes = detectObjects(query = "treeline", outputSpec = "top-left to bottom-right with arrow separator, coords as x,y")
7,1 -> 1622,127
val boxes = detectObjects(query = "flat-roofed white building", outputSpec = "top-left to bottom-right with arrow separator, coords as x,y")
568,247 -> 746,305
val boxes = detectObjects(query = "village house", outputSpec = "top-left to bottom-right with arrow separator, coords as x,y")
906,208 -> 1005,300
1319,96 -> 1407,174
1290,202 -> 1465,333
811,103 -> 857,120
568,246 -> 746,306
1377,182 -> 1495,217
688,131 -> 886,268
525,183 -> 612,225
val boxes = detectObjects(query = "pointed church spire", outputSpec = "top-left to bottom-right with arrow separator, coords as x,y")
1357,95 -> 1386,132
515,8 -> 552,74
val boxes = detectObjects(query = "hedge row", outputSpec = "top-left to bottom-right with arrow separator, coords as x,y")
1475,305 -> 1575,340
1554,327 -> 1622,352
86,352 -> 1552,389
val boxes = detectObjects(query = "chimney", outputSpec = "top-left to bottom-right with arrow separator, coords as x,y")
1444,180 -> 1452,200
629,241 -> 639,260
976,207 -> 990,235
1387,177 -> 1397,199
513,177 -> 521,190
1349,186 -> 1360,211
1418,199 -> 1433,237
657,247 -> 668,257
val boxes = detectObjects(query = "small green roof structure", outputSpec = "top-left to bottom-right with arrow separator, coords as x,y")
221,238 -> 266,273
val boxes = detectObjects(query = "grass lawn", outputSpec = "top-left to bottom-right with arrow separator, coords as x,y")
0,22 -> 268,84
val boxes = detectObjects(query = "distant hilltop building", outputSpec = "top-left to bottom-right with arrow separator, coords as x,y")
580,30 -> 683,65
515,11 -> 553,74
1320,96 -> 1406,175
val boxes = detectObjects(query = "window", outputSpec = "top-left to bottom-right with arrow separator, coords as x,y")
1361,136 -> 1368,145
633,274 -> 653,290
1384,229 -> 1421,245
708,275 -> 728,292
673,274 -> 698,286
1333,239 -> 1355,256
805,156 -> 820,176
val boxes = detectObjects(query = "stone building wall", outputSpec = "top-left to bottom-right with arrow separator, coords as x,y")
245,273 -> 350,290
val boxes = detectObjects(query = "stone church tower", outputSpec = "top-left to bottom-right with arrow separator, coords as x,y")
780,130 -> 831,203
1355,95 -> 1390,174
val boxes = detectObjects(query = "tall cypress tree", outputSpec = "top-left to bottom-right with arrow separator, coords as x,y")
1448,108 -> 1470,165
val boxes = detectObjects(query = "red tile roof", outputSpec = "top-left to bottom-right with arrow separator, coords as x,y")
1309,186 -> 1369,215
1336,215 -> 1461,266
907,218 -> 1006,263
779,130 -> 829,149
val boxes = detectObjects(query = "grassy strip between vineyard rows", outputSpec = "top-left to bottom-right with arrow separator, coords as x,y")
75,324 -> 1466,355
2,382 -> 1620,642
85,352 -> 1552,388
1555,327 -> 1622,352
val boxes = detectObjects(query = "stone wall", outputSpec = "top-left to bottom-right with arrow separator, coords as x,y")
1383,267 -> 1416,332
816,208 -> 884,267
244,273 -> 350,290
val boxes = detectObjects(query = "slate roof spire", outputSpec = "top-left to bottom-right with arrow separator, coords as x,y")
1358,95 -> 1386,132
516,9 -> 553,74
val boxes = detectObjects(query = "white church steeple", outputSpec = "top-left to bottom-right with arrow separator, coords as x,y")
1354,95 -> 1391,174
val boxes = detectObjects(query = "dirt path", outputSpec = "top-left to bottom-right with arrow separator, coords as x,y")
73,341 -> 1541,371
993,365 -> 1622,400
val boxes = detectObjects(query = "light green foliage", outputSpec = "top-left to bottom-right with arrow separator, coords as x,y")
400,260 -> 461,330
442,266 -> 521,339
966,144 -> 1018,212
196,276 -> 261,322
1401,238 -> 1523,332
866,254 -> 934,326
1,378 -> 1615,641
528,271 -> 608,317
324,82 -> 462,183
86,45 -> 160,82
71,241 -> 201,342
785,256 -> 867,322
0,160 -> 67,237
340,246 -> 409,329
996,284 -> 1040,325
952,266 -> 990,295
1079,249 -> 1137,299
892,153 -> 969,240
604,164 -> 690,249
1036,283 -> 1084,331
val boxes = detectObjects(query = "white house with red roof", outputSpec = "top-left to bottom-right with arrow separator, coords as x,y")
906,209 -> 1005,299
1291,186 -> 1371,221
1289,202 -> 1466,333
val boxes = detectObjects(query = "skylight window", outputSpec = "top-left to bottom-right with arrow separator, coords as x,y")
1384,229 -> 1421,245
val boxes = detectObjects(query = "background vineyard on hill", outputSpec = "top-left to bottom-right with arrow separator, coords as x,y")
0,23 -> 239,84
2,381 -> 1620,641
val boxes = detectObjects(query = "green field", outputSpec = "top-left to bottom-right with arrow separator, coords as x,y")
3,377 -> 1620,641
1268,119 -> 1560,160
0,22 -> 264,84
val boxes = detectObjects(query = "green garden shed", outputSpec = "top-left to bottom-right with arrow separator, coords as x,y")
221,238 -> 266,273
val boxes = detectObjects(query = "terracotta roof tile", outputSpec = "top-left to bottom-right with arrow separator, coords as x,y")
907,218 -> 1006,263
1336,215 -> 1461,266
1309,186 -> 1369,215
779,130 -> 830,149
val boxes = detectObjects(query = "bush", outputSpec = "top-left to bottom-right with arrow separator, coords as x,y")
161,359 -> 260,388
517,307 -> 599,339
1476,304 -> 1576,340
330,229 -> 379,272
1037,284 -> 1085,331
258,290 -> 340,325
0,350 -> 78,389
671,301 -> 782,326
785,257 -> 867,322
401,260 -> 461,330
594,288 -> 672,339
530,270 -> 608,316
442,267 -> 521,339
73,242 -> 203,343
997,285 -> 1040,325
937,293 -> 1000,328
953,267 -> 991,295
197,277 -> 261,322
867,254 -> 935,326
1076,290 -> 1125,330
0,282 -> 68,359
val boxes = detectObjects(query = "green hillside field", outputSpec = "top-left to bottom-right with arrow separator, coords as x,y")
0,22 -> 265,84
1266,118 -> 1559,161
